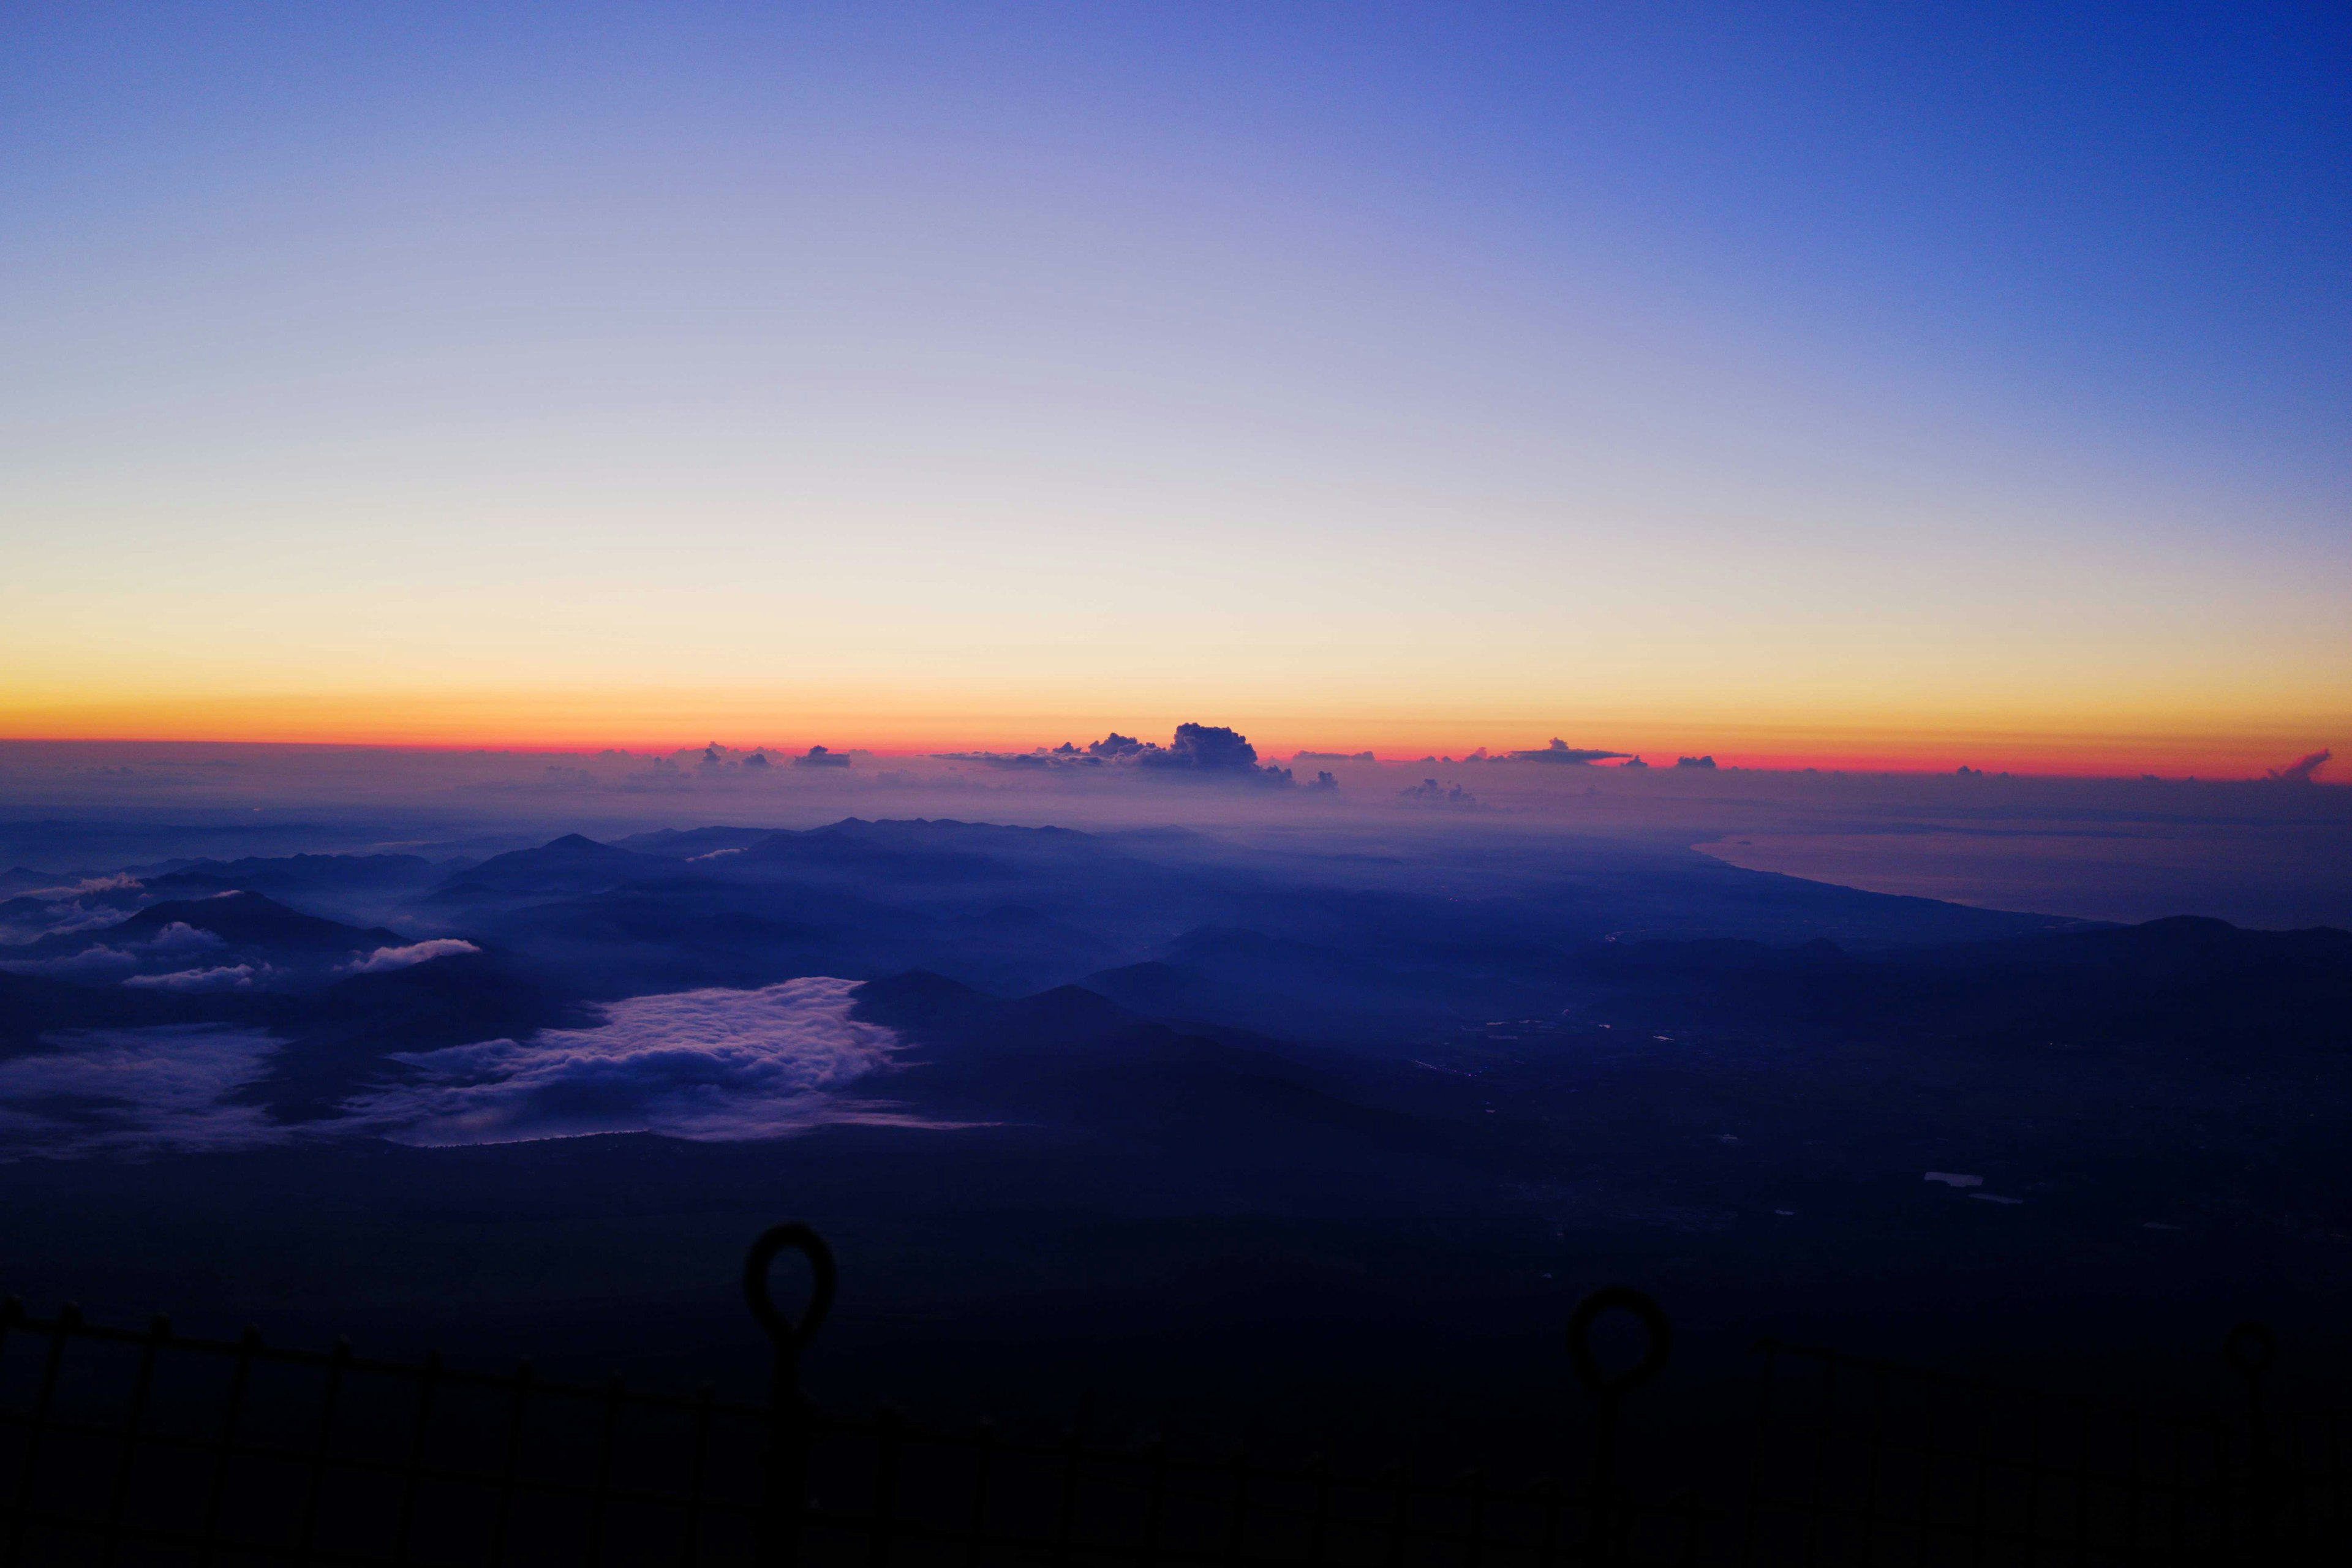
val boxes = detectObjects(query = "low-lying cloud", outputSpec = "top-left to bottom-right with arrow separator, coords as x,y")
344,977 -> 927,1145
0,1027 -> 289,1158
123,963 -> 260,991
0,944 -> 143,979
0,978 -> 935,1159
347,938 -> 479,973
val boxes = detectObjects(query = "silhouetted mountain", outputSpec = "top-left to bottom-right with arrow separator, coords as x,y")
242,949 -> 590,1122
851,971 -> 1466,1166
610,826 -> 780,859
9,891 -> 403,960
1085,925 -> 1484,1042
1589,916 -> 2352,1056
727,818 -> 1108,886
430,834 -> 660,899
0,971 -> 227,1054
155,853 -> 450,898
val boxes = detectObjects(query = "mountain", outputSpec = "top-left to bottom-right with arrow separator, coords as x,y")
156,853 -> 450,899
429,834 -> 663,899
241,948 -> 589,1121
1589,915 -> 2352,1056
7,891 -> 404,960
1084,925 -> 1491,1043
609,826 -> 780,859
849,971 -> 1466,1168
0,970 -> 226,1054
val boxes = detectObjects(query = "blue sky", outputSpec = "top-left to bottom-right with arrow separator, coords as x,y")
4,4 -> 2346,766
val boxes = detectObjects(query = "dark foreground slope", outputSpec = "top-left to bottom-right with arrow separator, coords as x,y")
3,913 -> 2348,1483
1,818 -> 2346,1484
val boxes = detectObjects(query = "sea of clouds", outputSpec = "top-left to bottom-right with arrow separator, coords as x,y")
347,978 -> 924,1145
0,978 -> 924,1159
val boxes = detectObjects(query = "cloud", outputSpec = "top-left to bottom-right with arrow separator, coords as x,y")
145,921 -> 226,956
1501,739 -> 1630,765
123,963 -> 258,991
0,978 -> 948,1161
0,1027 -> 291,1159
344,976 -> 935,1145
0,944 -> 143,979
940,725 -> 1294,783
1139,723 -> 1262,772
18,873 -> 144,900
1399,778 -> 1477,809
16,905 -> 129,937
2266,748 -> 2332,782
346,938 -> 480,974
1676,755 -> 1718,769
0,919 -> 225,978
793,745 -> 853,769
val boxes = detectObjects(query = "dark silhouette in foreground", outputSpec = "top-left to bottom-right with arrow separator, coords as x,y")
1,1224 -> 2336,1566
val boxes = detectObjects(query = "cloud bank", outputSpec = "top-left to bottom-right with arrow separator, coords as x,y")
0,979 -> 929,1159
122,963 -> 261,991
2267,748 -> 2332,783
0,1027 -> 289,1158
938,723 -> 1300,784
344,977 -> 925,1145
347,938 -> 479,973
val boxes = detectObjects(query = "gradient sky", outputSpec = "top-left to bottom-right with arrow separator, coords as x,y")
4,4 -> 2346,772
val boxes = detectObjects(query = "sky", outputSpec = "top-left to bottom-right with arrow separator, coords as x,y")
3,4 -> 2347,774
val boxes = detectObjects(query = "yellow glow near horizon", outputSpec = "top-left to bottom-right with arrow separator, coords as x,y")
1,677 -> 2336,778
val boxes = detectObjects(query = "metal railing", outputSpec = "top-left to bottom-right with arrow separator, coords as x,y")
1738,1325 -> 2350,1566
0,1224 -> 1710,1567
6,1222 -> 2344,1566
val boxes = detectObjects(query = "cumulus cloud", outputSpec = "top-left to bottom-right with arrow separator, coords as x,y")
2266,748 -> 2332,783
0,1027 -> 290,1159
344,976 -> 934,1145
940,725 -> 1293,782
1399,778 -> 1477,809
345,938 -> 479,974
794,745 -> 852,769
123,964 -> 258,991
1139,723 -> 1262,772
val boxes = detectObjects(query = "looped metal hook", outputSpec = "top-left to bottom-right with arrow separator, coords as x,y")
1568,1286 -> 1672,1400
2225,1321 -> 2275,1386
743,1223 -> 837,1354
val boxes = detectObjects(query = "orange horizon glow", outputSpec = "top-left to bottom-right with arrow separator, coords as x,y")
0,708 -> 2335,782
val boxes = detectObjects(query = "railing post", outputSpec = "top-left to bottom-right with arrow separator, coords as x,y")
2223,1321 -> 2277,1567
745,1223 -> 839,1568
1567,1287 -> 1672,1567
